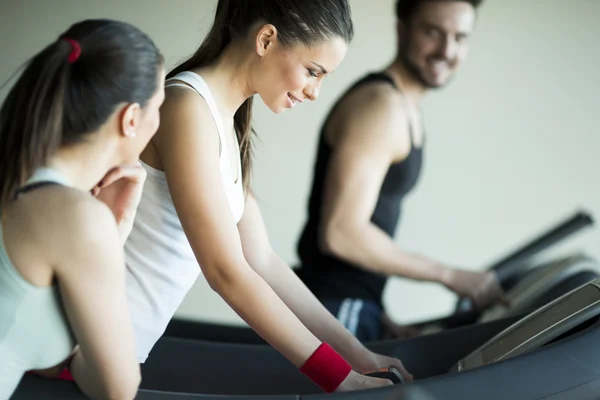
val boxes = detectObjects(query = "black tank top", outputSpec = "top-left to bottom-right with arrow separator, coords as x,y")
296,73 -> 424,307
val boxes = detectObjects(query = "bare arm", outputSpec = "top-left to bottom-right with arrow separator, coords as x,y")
319,86 -> 447,283
152,88 -> 323,367
150,88 -> 400,390
319,86 -> 503,307
52,197 -> 140,400
238,192 -> 400,373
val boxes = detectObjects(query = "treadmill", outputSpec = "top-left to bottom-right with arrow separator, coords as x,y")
164,210 -> 596,343
307,278 -> 600,400
13,279 -> 600,400
14,278 -> 600,399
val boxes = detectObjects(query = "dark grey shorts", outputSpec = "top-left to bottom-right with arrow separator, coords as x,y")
320,298 -> 383,342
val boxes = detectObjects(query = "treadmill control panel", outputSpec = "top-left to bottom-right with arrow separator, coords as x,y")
452,279 -> 600,372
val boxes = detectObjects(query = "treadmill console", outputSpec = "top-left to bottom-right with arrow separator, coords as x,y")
450,279 -> 600,373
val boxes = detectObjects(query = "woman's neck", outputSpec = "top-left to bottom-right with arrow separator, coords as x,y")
192,43 -> 257,119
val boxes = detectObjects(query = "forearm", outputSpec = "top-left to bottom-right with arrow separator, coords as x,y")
117,216 -> 135,247
326,222 -> 447,283
208,260 -> 322,367
257,253 -> 375,372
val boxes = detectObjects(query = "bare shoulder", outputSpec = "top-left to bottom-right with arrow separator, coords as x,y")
30,187 -> 118,261
160,82 -> 214,128
3,187 -> 120,280
152,81 -> 220,159
327,80 -> 409,153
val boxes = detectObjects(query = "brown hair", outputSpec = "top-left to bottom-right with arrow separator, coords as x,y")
167,0 -> 354,189
0,19 -> 163,205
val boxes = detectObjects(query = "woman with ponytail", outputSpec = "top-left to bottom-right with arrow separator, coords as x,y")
0,19 -> 164,399
125,0 -> 413,393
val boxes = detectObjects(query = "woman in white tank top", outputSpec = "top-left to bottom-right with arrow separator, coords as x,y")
0,19 -> 164,399
124,0 -> 412,393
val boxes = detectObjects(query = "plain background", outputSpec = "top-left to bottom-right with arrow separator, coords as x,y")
1,0 -> 599,325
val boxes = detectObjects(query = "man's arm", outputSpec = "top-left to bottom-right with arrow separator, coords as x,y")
319,85 -> 447,282
318,85 -> 502,307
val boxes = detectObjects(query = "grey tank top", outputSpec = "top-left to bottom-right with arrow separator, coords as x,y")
0,168 -> 77,399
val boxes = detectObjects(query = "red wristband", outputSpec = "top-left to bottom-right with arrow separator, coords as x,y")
299,343 -> 352,393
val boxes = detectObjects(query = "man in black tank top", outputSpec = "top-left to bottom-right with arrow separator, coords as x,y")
296,0 -> 503,341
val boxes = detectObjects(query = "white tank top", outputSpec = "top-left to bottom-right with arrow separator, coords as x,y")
0,168 -> 77,399
124,71 -> 245,362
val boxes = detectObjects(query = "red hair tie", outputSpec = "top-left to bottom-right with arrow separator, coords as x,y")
63,38 -> 81,64
56,368 -> 74,381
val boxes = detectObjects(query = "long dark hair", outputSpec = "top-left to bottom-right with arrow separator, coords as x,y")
0,19 -> 163,205
168,0 -> 354,189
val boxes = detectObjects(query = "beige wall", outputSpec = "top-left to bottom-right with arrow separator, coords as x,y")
2,0 -> 599,325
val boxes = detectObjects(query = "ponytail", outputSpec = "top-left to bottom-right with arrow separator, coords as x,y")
167,0 -> 233,77
0,40 -> 71,205
168,0 -> 255,190
0,19 -> 163,206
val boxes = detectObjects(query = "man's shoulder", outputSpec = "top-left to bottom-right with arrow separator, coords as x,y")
335,76 -> 406,119
331,79 -> 407,130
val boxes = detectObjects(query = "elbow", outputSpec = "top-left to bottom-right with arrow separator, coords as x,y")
319,220 -> 355,259
203,259 -> 243,294
204,268 -> 227,293
101,369 -> 141,400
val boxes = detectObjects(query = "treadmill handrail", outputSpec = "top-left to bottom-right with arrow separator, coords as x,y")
478,254 -> 597,322
497,254 -> 597,308
489,211 -> 593,278
455,211 -> 594,315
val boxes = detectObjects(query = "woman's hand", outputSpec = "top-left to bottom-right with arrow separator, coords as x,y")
92,162 -> 147,245
345,349 -> 413,383
336,352 -> 414,392
336,370 -> 393,392
365,352 -> 413,382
